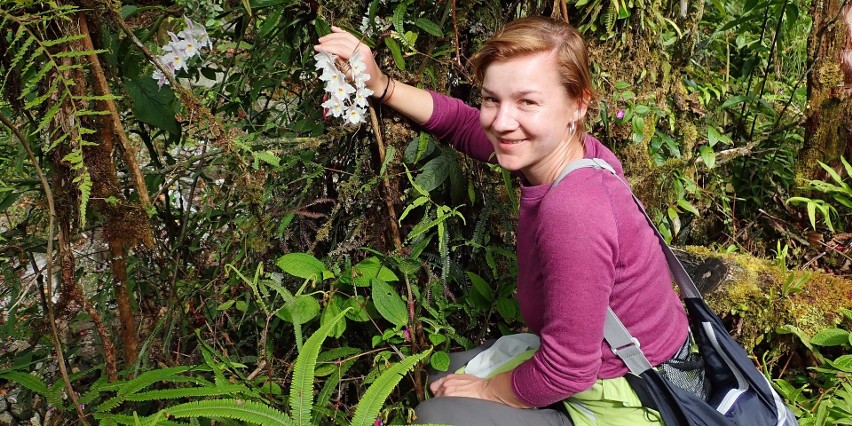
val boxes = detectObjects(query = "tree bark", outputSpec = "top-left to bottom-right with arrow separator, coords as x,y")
798,0 -> 852,180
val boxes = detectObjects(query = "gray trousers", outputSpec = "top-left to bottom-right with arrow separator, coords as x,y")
413,342 -> 573,426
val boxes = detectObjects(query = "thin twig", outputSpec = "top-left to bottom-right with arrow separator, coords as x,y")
0,112 -> 89,425
367,104 -> 403,251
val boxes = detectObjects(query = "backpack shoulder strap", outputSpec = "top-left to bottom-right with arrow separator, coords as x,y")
551,157 -> 702,374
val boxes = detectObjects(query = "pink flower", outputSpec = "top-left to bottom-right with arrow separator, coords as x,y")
373,418 -> 383,426
403,329 -> 411,342
616,109 -> 625,119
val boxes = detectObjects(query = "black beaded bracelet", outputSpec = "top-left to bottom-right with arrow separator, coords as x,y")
375,75 -> 392,102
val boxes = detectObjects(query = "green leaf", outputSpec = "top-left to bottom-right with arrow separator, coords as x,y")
125,76 -> 180,135
811,328 -> 850,347
157,399 -> 292,425
353,257 -> 398,287
677,198 -> 700,216
371,278 -> 408,327
320,303 -> 346,339
278,295 -> 320,325
384,37 -> 406,71
828,355 -> 852,373
289,309 -> 349,426
252,150 -> 280,168
216,300 -> 236,311
496,297 -> 518,321
339,295 -> 371,322
415,155 -> 450,192
466,271 -> 493,309
0,192 -> 21,212
350,351 -> 430,426
720,95 -> 748,109
708,127 -> 721,147
275,253 -> 328,281
429,351 -> 451,371
699,145 -> 716,168
415,18 -> 443,37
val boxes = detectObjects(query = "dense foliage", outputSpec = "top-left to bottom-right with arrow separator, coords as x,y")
0,0 -> 849,424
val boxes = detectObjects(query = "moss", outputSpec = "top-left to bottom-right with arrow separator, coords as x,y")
681,246 -> 852,353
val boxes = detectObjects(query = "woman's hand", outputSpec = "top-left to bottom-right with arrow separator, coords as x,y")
430,374 -> 494,400
430,372 -> 531,408
314,26 -> 388,96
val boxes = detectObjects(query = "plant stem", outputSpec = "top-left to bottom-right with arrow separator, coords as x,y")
0,112 -> 89,425
367,104 -> 403,251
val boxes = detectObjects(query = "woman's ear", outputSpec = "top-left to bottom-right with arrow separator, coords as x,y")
574,95 -> 589,122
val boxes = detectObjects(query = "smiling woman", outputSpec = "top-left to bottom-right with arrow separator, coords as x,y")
316,16 -> 701,426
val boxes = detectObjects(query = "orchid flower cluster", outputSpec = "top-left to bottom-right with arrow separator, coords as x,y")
152,17 -> 212,88
314,50 -> 373,125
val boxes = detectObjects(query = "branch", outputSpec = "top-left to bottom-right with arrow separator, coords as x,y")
78,12 -> 153,245
0,112 -> 89,425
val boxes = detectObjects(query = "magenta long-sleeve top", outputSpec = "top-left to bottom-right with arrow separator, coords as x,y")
421,91 -> 689,407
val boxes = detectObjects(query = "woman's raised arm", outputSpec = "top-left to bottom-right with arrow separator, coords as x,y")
314,27 -> 434,124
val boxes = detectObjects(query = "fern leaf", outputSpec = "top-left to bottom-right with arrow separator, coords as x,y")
0,371 -> 63,408
76,109 -> 112,116
8,27 -> 33,71
93,413 -> 186,426
289,308 -> 349,426
18,46 -> 46,77
350,351 -> 430,426
72,94 -> 121,102
41,33 -> 86,47
53,48 -> 107,58
316,359 -> 355,409
391,2 -> 406,34
157,399 -> 292,425
24,79 -> 60,110
19,60 -> 56,101
96,366 -> 192,412
32,98 -> 63,135
45,132 -> 69,152
123,384 -> 250,402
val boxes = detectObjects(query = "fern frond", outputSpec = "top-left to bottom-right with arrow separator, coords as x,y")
0,371 -> 63,408
72,94 -> 121,102
122,384 -> 250,402
33,101 -> 63,134
23,79 -> 60,110
41,33 -> 86,47
289,308 -> 349,426
96,366 -> 193,412
316,359 -> 355,409
350,351 -> 430,426
19,61 -> 56,101
93,413 -> 187,426
157,399 -> 292,425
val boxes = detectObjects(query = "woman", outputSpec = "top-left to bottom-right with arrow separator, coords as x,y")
316,17 -> 698,426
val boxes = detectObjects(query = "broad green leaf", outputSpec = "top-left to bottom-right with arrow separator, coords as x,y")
217,300 -> 235,311
496,297 -> 518,321
430,351 -> 451,371
371,278 -> 408,327
415,18 -> 443,37
811,328 -> 851,347
276,253 -> 328,281
384,37 -> 406,70
353,257 -> 398,287
677,199 -> 700,216
278,295 -> 320,325
829,355 -> 852,373
466,271 -> 493,309
125,76 -> 180,136
708,127 -> 721,147
699,145 -> 716,168
320,303 -> 346,339
338,295 -> 371,322
415,155 -> 450,192
720,95 -> 748,109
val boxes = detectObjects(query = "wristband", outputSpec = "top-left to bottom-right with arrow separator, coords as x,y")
375,75 -> 392,102
383,79 -> 397,103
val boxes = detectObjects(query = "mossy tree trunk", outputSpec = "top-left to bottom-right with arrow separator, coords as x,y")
797,0 -> 852,181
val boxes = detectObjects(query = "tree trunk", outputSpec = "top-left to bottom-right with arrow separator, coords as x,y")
798,0 -> 852,180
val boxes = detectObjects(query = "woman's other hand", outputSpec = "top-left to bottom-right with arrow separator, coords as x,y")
430,372 -> 531,408
314,26 -> 388,96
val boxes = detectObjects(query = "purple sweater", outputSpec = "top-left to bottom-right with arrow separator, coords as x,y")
422,91 -> 689,407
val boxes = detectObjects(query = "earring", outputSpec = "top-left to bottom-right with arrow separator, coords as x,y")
569,121 -> 576,135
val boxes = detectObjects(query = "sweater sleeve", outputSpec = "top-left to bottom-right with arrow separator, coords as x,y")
421,91 -> 496,163
510,173 -> 620,406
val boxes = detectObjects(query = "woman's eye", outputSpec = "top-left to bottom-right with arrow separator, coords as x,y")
483,96 -> 498,104
520,99 -> 537,106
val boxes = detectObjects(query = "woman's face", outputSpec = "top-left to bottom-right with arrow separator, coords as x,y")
479,52 -> 587,185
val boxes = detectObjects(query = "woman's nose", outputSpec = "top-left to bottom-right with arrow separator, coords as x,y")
491,105 -> 518,132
